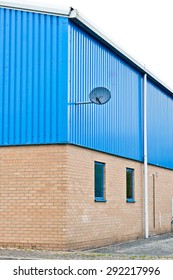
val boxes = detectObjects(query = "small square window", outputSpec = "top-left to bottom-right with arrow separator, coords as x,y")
94,162 -> 105,202
126,168 -> 135,203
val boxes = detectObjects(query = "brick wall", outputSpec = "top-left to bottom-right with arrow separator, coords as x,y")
0,145 -> 68,250
65,145 -> 173,249
0,144 -> 173,250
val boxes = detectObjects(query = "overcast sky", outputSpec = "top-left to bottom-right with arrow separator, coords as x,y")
8,0 -> 173,90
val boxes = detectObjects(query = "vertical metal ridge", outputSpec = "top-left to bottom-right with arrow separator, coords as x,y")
15,10 -> 22,143
32,12 -> 39,143
0,8 -> 4,142
27,12 -> 33,143
3,8 -> 10,144
9,9 -> 15,143
45,14 -> 51,143
51,16 -> 58,143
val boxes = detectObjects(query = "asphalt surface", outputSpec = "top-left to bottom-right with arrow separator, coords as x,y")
89,232 -> 173,258
0,233 -> 173,259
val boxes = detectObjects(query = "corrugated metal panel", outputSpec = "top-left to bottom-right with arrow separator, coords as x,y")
0,8 -> 68,145
147,80 -> 173,169
68,22 -> 143,162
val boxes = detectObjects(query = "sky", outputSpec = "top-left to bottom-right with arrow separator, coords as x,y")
8,0 -> 173,90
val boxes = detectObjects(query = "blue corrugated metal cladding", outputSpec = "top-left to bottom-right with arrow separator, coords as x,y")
147,81 -> 173,169
0,7 -> 173,169
0,8 -> 68,145
68,22 -> 173,169
68,22 -> 144,162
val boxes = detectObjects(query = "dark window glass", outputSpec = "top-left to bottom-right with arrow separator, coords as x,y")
126,168 -> 135,202
95,162 -> 105,201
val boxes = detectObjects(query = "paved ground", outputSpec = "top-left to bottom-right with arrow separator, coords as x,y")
0,233 -> 173,260
88,232 -> 173,258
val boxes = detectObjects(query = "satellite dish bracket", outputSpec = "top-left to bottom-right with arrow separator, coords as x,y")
75,101 -> 93,105
75,87 -> 111,106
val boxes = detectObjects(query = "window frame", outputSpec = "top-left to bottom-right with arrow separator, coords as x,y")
126,167 -> 135,203
94,161 -> 106,202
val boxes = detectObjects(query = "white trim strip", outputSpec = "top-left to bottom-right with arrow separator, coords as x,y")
0,0 -> 71,16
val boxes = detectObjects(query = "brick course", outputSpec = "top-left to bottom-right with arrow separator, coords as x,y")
0,144 -> 173,250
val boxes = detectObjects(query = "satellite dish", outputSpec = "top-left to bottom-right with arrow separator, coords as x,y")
89,87 -> 111,105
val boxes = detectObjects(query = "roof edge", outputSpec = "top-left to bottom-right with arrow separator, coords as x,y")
0,0 -> 72,16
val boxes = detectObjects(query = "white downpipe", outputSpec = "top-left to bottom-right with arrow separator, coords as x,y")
144,73 -> 148,239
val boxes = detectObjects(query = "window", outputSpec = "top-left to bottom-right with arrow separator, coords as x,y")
126,168 -> 135,202
94,162 -> 105,202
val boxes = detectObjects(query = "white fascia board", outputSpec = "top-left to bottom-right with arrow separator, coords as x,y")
70,9 -> 173,96
0,0 -> 71,16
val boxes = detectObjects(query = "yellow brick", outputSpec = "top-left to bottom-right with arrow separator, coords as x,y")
0,144 -> 173,250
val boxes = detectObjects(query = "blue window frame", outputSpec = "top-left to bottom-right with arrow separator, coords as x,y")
94,162 -> 106,202
126,168 -> 135,203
